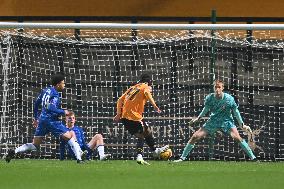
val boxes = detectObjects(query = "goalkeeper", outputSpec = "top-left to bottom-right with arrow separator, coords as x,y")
174,80 -> 257,162
59,111 -> 110,161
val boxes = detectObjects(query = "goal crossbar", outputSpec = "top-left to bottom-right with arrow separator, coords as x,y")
0,22 -> 284,30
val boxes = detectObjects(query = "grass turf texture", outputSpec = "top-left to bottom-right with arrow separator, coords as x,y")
0,159 -> 283,189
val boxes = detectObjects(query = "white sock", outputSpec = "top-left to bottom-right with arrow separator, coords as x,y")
15,143 -> 37,153
97,145 -> 105,158
68,138 -> 82,160
137,154 -> 143,160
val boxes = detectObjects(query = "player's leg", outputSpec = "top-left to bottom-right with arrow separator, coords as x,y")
230,127 -> 256,160
69,130 -> 77,140
4,137 -> 42,163
4,119 -> 46,163
15,137 -> 42,154
51,121 -> 84,163
135,137 -> 145,159
63,130 -> 88,161
174,127 -> 208,162
134,134 -> 150,165
62,131 -> 85,162
121,118 -> 150,165
140,120 -> 169,157
87,134 -> 110,160
140,121 -> 155,151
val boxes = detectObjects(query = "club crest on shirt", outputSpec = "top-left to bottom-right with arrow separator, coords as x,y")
51,97 -> 58,105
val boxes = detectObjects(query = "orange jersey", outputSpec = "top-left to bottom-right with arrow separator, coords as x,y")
120,83 -> 151,121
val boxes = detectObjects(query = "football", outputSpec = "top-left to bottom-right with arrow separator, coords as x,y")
160,148 -> 173,160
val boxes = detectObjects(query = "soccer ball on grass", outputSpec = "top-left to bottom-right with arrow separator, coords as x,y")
159,148 -> 172,160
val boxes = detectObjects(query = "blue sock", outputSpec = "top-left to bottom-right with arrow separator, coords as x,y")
181,143 -> 195,160
239,140 -> 256,160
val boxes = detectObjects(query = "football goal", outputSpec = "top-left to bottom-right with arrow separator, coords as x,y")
0,22 -> 283,161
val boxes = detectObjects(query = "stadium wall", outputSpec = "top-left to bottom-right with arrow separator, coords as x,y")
0,0 -> 284,17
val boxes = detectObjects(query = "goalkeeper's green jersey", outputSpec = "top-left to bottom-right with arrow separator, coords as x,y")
198,92 -> 243,125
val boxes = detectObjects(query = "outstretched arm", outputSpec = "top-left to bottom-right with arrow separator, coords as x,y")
232,103 -> 252,133
189,96 -> 210,126
144,88 -> 161,113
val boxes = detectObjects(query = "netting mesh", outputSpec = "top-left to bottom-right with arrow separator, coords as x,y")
0,28 -> 283,160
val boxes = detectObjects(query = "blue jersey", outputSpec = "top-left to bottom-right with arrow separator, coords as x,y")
33,86 -> 69,138
33,86 -> 65,120
59,126 -> 91,160
199,93 -> 243,124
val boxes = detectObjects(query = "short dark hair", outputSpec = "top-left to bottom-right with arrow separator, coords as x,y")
139,73 -> 152,84
51,73 -> 65,86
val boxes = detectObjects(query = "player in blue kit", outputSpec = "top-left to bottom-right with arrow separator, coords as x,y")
60,111 -> 110,161
174,80 -> 257,162
4,73 -> 85,163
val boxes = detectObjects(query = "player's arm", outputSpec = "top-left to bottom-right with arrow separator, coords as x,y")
189,95 -> 210,126
232,99 -> 252,133
113,89 -> 129,122
33,91 -> 43,127
189,106 -> 209,126
144,87 -> 161,113
47,96 -> 68,116
232,107 -> 243,126
79,127 -> 88,150
197,106 -> 210,119
79,128 -> 91,159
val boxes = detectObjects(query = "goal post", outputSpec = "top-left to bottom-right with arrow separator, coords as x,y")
0,22 -> 283,161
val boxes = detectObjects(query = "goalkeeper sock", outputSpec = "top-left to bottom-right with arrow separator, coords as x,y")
181,143 -> 195,160
239,140 -> 256,160
15,143 -> 37,153
68,138 -> 83,160
97,145 -> 105,158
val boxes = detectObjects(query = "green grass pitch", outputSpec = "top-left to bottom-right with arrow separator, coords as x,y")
0,159 -> 283,189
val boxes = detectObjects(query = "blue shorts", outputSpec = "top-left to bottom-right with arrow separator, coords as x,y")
203,119 -> 236,136
35,117 -> 69,138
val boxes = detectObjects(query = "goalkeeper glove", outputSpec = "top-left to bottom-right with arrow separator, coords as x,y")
241,124 -> 252,134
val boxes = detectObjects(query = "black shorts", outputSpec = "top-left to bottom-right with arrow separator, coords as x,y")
121,118 -> 148,135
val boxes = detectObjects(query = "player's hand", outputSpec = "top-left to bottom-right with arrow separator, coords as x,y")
154,106 -> 162,113
242,124 -> 252,134
64,110 -> 70,116
189,117 -> 199,126
113,114 -> 121,123
32,119 -> 38,128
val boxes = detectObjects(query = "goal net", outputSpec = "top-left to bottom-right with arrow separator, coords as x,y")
0,23 -> 283,161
